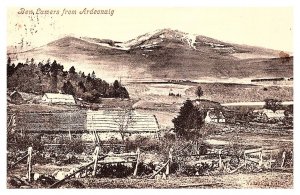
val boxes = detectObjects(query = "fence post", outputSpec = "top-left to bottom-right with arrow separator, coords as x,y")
258,148 -> 263,167
92,146 -> 100,176
281,151 -> 286,168
68,113 -> 72,141
244,151 -> 247,165
27,147 -> 33,182
218,150 -> 223,168
166,147 -> 173,176
133,148 -> 140,176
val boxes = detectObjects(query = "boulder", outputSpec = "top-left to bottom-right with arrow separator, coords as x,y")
33,173 -> 40,181
53,171 -> 68,180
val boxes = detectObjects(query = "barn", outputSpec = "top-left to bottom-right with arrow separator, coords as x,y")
86,110 -> 160,141
42,93 -> 76,105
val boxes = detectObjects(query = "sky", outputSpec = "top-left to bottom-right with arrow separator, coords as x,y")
7,7 -> 293,52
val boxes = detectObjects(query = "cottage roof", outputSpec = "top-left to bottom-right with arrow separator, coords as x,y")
44,93 -> 74,100
207,110 -> 225,119
10,91 -> 21,97
86,110 -> 160,133
255,109 -> 285,118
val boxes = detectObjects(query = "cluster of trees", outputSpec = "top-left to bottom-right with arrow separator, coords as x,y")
263,98 -> 283,112
169,92 -> 181,97
7,57 -> 129,103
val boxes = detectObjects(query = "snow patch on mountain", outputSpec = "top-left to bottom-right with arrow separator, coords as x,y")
183,33 -> 197,50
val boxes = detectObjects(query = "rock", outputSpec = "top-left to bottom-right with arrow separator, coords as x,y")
81,172 -> 87,177
155,174 -> 162,180
20,185 -> 31,189
53,171 -> 68,180
66,153 -> 73,159
75,172 -> 81,178
37,174 -> 56,185
52,170 -> 59,177
33,173 -> 40,181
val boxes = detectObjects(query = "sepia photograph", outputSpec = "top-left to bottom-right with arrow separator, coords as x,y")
5,5 -> 294,189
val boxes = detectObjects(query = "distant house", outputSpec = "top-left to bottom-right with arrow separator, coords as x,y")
205,110 -> 226,123
86,110 -> 160,140
9,91 -> 24,104
42,93 -> 76,105
253,109 -> 285,121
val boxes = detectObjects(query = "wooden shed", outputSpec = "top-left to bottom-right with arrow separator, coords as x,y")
42,93 -> 76,105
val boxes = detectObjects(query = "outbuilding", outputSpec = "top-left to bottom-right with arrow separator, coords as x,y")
9,91 -> 24,104
42,93 -> 76,105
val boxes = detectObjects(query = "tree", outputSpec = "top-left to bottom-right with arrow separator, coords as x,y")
69,66 -> 76,74
172,99 -> 205,140
7,56 -> 11,66
91,71 -> 96,79
30,58 -> 35,66
7,57 -> 15,77
195,86 -> 204,99
116,87 -> 130,99
113,80 -> 121,89
78,81 -> 86,93
86,73 -> 92,81
62,81 -> 75,95
111,107 -> 136,143
264,99 -> 282,112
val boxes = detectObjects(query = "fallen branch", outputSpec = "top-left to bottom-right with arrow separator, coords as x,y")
50,155 -> 107,188
227,163 -> 246,174
8,154 -> 29,170
149,159 -> 170,179
179,183 -> 223,188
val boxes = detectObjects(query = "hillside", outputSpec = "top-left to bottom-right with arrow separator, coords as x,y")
7,29 -> 293,82
7,59 -> 130,103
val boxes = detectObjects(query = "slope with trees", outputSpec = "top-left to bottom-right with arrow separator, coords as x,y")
7,57 -> 129,103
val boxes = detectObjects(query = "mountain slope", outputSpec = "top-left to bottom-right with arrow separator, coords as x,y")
7,29 -> 293,82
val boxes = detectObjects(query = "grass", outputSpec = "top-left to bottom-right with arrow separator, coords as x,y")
185,83 -> 293,103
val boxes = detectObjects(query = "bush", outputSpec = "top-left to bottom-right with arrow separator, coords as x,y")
7,133 -> 44,152
124,136 -> 161,152
58,138 -> 86,154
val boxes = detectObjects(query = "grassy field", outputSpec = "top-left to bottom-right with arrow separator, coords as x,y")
125,82 -> 293,105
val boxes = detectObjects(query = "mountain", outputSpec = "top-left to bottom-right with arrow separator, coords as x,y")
7,28 -> 293,82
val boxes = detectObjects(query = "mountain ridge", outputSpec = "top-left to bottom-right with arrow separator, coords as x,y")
7,28 -> 293,82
